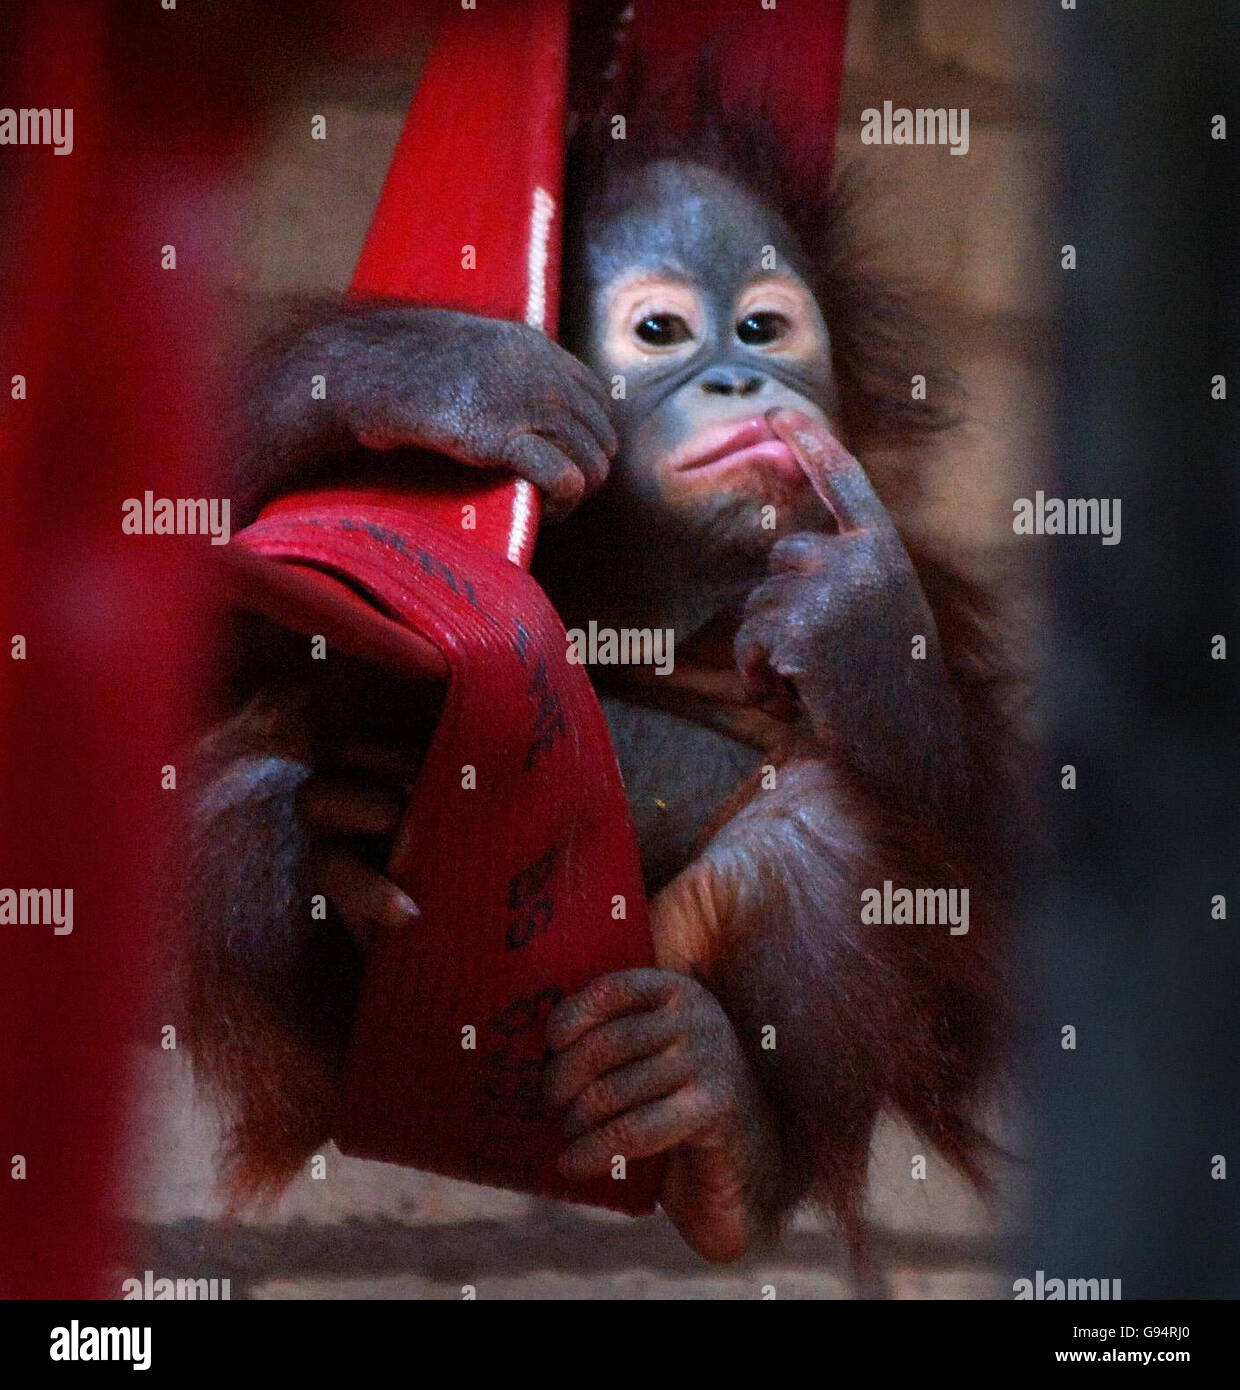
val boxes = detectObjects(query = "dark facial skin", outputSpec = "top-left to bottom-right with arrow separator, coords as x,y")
569,158 -> 837,540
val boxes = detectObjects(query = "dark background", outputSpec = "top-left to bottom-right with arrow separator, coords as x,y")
1025,0 -> 1240,1299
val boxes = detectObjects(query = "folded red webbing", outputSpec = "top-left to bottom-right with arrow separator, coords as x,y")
234,489 -> 657,1208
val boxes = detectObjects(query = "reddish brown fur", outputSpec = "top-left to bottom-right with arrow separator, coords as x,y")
182,89 -> 1020,1238
570,91 -> 1018,1246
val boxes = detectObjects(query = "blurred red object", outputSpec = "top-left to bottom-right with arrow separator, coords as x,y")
0,0 -> 294,1300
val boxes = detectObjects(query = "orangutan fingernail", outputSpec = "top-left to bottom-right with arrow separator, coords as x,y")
386,890 -> 420,926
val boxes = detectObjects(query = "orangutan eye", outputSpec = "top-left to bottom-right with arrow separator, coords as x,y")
635,314 -> 691,347
736,312 -> 789,346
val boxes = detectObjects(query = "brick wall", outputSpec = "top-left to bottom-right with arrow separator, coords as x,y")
128,0 -> 1050,1300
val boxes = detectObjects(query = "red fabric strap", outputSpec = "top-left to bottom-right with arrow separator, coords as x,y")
233,491 -> 659,1209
